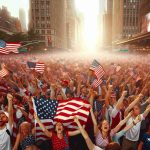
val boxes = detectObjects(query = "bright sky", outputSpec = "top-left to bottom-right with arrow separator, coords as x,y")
0,0 -> 29,27
75,0 -> 100,51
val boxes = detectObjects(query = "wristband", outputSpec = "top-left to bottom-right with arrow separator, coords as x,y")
133,120 -> 136,125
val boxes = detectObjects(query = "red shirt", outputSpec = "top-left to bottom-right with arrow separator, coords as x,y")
111,110 -> 124,129
51,132 -> 69,150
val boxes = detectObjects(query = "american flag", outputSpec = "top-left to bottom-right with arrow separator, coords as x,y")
33,97 -> 90,141
35,62 -> 45,74
90,59 -> 105,79
0,67 -> 8,78
90,59 -> 101,70
0,40 -> 21,54
92,79 -> 103,88
27,61 -> 45,74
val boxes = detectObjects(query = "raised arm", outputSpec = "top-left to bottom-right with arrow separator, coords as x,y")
7,93 -> 13,127
143,104 -> 150,118
112,114 -> 143,143
105,85 -> 113,108
68,129 -> 81,136
115,91 -> 127,111
34,113 -> 52,138
124,94 -> 143,116
88,89 -> 96,108
76,78 -> 81,97
112,111 -> 132,134
123,105 -> 150,133
90,108 -> 99,136
50,84 -> 56,99
13,133 -> 20,150
74,117 -> 97,150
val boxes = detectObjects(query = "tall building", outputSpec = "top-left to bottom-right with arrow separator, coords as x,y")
139,0 -> 150,33
102,0 -> 113,46
112,0 -> 141,42
29,0 -> 67,48
19,8 -> 27,32
0,6 -> 22,34
65,0 -> 76,49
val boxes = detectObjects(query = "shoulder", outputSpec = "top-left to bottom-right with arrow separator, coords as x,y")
96,129 -> 102,137
6,123 -> 13,132
93,145 -> 103,150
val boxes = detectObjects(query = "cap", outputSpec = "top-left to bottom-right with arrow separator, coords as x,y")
0,110 -> 9,118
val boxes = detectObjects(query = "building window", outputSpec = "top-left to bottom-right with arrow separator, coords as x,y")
41,17 -> 45,21
41,1 -> 44,5
47,23 -> 51,28
41,9 -> 45,16
36,23 -> 40,28
41,24 -> 45,28
41,30 -> 45,34
47,17 -> 50,21
35,9 -> 39,13
47,30 -> 51,34
36,17 -> 39,21
51,29 -> 55,35
46,1 -> 50,5
36,30 -> 40,34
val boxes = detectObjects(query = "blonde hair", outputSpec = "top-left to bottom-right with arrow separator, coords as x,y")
19,122 -> 32,142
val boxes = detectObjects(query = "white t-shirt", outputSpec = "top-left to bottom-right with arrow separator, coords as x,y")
0,123 -> 12,150
125,114 -> 144,141
93,145 -> 103,150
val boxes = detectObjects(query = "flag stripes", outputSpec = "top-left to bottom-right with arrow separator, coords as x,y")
94,65 -> 105,79
27,62 -> 45,74
33,97 -> 90,141
92,79 -> 103,88
35,63 -> 45,74
0,41 -> 21,54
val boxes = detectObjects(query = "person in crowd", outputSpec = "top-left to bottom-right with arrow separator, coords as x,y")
74,116 -> 103,150
34,113 -> 81,150
138,124 -> 150,150
13,121 -> 37,150
0,93 -> 13,150
0,53 -> 149,150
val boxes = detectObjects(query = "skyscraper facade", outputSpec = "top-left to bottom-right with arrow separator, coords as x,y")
112,0 -> 141,42
65,0 -> 76,49
29,0 -> 67,48
0,6 -> 22,34
102,0 -> 113,46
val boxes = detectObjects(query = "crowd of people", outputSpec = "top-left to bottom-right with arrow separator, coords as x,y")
0,52 -> 150,150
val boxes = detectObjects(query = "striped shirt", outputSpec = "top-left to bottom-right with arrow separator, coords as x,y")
95,130 -> 109,149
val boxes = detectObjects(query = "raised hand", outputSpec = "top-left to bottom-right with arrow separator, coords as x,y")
122,91 -> 127,97
7,93 -> 13,101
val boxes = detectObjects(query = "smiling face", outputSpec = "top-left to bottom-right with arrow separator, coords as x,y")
55,122 -> 64,134
101,120 -> 110,133
0,112 -> 8,127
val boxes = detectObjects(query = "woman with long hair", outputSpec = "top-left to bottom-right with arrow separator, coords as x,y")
13,122 -> 38,150
90,107 -> 146,149
34,113 -> 81,150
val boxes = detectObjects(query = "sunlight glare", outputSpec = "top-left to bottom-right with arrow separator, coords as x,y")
75,0 -> 99,51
